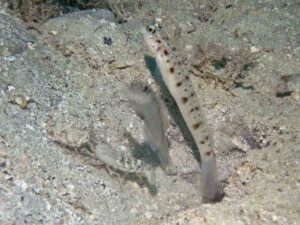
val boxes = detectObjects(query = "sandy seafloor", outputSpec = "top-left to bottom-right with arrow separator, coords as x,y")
0,0 -> 299,224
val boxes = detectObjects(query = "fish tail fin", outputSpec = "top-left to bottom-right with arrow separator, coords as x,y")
200,156 -> 219,201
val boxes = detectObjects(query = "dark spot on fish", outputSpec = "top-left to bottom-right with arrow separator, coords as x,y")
184,88 -> 187,92
200,136 -> 210,145
200,140 -> 206,144
181,97 -> 188,104
185,76 -> 189,80
176,82 -> 182,87
190,106 -> 199,113
164,49 -> 169,55
156,39 -> 162,43
166,59 -> 170,63
192,121 -> 202,130
190,92 -> 194,97
169,67 -> 175,73
205,150 -> 212,156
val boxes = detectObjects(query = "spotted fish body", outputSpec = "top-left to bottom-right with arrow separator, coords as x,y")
119,81 -> 171,168
142,26 -> 218,200
95,143 -> 144,173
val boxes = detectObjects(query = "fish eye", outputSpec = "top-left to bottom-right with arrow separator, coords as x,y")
147,25 -> 156,34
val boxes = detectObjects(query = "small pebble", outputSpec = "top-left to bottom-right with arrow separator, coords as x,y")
46,201 -> 52,211
0,161 -> 6,168
0,148 -> 7,158
185,44 -> 193,52
67,184 -> 75,191
250,46 -> 259,53
27,42 -> 35,50
7,86 -> 15,91
5,174 -> 13,181
15,95 -> 28,109
31,187 -> 41,194
15,179 -> 28,191
174,204 -> 181,211
130,208 -> 137,214
147,78 -> 153,85
4,56 -> 16,62
25,124 -> 35,131
144,211 -> 152,219
272,215 -> 278,222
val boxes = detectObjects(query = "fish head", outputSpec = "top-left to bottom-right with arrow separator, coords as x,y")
119,81 -> 155,118
141,23 -> 164,56
130,81 -> 153,101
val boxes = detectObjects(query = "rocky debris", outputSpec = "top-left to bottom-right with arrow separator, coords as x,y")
0,1 -> 299,224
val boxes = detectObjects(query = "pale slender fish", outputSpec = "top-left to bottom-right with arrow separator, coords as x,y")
119,81 -> 172,171
141,23 -> 219,200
